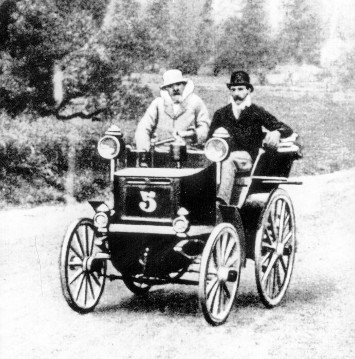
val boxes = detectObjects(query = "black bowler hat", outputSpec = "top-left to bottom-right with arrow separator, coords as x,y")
226,71 -> 254,92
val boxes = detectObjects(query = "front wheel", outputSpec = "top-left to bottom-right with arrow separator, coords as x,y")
255,189 -> 296,308
199,223 -> 242,326
59,218 -> 106,313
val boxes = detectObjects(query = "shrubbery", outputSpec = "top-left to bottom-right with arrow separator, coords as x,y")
0,112 -> 136,207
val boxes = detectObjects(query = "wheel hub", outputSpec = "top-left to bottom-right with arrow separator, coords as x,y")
217,267 -> 230,283
82,257 -> 90,272
276,243 -> 285,257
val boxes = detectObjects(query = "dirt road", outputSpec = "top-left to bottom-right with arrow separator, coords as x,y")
1,169 -> 354,359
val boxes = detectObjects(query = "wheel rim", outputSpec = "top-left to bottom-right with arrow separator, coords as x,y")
199,223 -> 242,326
255,190 -> 296,307
60,219 -> 106,312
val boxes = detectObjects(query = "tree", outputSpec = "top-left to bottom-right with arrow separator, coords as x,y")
0,0 -> 99,114
214,0 -> 276,79
278,0 -> 323,64
143,0 -> 171,66
166,0 -> 213,74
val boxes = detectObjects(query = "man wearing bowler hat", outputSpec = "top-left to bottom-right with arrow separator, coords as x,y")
135,69 -> 210,151
208,70 -> 294,205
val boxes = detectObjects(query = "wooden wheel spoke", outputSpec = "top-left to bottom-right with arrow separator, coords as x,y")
278,201 -> 286,243
261,250 -> 273,269
268,212 -> 278,243
275,261 -> 282,291
280,255 -> 288,273
220,233 -> 228,263
69,268 -> 84,285
87,273 -> 96,300
224,237 -> 236,266
74,231 -> 85,258
91,271 -> 102,286
282,230 -> 293,245
264,227 -> 274,245
83,274 -> 89,305
208,282 -> 220,312
215,238 -> 224,266
85,226 -> 90,256
69,245 -> 83,261
262,253 -> 278,287
206,277 -> 219,298
213,286 -> 222,315
74,272 -> 86,301
89,230 -> 95,256
212,247 -> 219,268
225,250 -> 239,268
261,242 -> 275,251
222,282 -> 231,299
283,212 -> 290,230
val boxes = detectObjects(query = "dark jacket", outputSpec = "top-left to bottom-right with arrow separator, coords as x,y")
208,103 -> 293,160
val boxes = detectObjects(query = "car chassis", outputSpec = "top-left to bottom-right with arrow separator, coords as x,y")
60,125 -> 302,326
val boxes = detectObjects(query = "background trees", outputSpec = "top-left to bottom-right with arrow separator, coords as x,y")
277,0 -> 324,65
213,0 -> 276,80
0,0 -> 352,118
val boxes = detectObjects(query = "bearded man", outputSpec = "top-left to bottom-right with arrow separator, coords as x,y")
135,69 -> 210,151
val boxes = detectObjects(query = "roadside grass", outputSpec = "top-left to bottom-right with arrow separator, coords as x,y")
1,75 -> 355,207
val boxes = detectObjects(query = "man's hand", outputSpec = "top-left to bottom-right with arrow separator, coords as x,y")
175,129 -> 195,138
263,130 -> 281,150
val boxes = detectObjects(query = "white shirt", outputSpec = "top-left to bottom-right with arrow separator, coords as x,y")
230,94 -> 251,119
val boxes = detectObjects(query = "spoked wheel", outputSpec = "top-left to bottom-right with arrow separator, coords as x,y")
255,189 -> 296,308
199,223 -> 242,326
60,218 -> 106,313
122,274 -> 151,295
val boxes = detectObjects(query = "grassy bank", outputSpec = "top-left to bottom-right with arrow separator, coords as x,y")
1,76 -> 355,208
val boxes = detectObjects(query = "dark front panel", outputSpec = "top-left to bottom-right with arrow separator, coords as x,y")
114,177 -> 179,224
180,165 -> 216,225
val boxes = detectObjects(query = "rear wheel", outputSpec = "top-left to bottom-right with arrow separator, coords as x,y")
199,223 -> 242,326
255,189 -> 296,308
60,218 -> 106,313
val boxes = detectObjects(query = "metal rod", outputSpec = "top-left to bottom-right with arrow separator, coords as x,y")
106,274 -> 199,286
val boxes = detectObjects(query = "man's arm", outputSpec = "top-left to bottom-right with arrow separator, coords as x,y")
135,99 -> 159,151
193,96 -> 211,144
256,105 -> 293,149
207,108 -> 222,139
257,105 -> 293,138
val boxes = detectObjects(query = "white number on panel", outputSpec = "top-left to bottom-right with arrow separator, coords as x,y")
139,191 -> 157,213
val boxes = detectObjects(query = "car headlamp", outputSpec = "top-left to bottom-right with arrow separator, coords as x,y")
93,212 -> 109,228
172,216 -> 189,233
98,135 -> 121,159
204,138 -> 229,162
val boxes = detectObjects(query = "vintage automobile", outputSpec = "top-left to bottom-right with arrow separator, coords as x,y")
59,125 -> 302,326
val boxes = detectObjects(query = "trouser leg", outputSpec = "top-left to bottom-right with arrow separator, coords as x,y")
217,151 -> 253,205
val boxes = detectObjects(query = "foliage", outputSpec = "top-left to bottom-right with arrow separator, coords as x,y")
0,0 -> 99,114
213,0 -> 276,79
161,0 -> 214,74
331,46 -> 355,88
0,112 -> 112,206
277,0 -> 324,65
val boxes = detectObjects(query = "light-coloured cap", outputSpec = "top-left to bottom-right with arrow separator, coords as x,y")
161,69 -> 188,89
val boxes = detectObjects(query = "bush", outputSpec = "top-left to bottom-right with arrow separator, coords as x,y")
0,112 -> 130,208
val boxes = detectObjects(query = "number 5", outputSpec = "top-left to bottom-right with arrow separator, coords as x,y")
139,191 -> 157,213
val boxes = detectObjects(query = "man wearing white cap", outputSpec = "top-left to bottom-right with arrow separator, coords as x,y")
135,69 -> 210,151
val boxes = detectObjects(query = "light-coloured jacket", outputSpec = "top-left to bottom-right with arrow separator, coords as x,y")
135,80 -> 210,151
